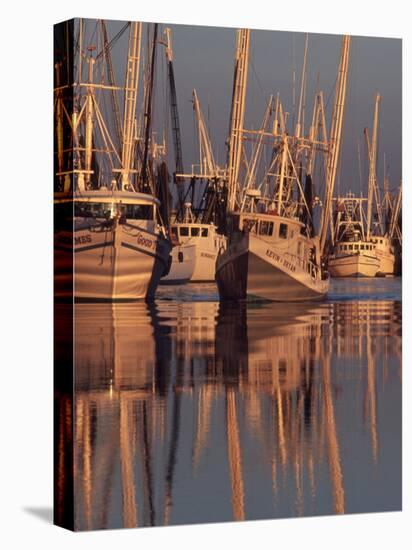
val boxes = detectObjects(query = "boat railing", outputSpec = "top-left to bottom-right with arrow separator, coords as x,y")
284,251 -> 320,280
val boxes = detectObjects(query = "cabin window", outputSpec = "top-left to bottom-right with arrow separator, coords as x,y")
201,228 -> 209,237
180,227 -> 189,237
178,251 -> 184,263
171,227 -> 178,237
343,245 -> 347,251
191,227 -> 200,237
380,239 -> 383,244
279,223 -> 288,239
360,245 -> 365,250
297,242 -> 302,256
259,221 -> 274,236
124,204 -> 154,220
75,202 -> 111,219
349,244 -> 353,251
74,202 -> 154,220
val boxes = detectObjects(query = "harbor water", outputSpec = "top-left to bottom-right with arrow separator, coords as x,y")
66,277 -> 401,529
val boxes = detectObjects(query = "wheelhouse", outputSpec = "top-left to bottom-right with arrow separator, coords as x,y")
231,212 -> 304,241
54,189 -> 159,223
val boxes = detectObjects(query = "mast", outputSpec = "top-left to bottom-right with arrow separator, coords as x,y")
163,29 -> 184,188
193,89 -> 217,178
121,21 -> 142,190
319,35 -> 351,253
242,95 -> 273,200
389,184 -> 402,240
84,55 -> 95,187
295,34 -> 309,139
55,62 -> 65,185
141,23 -> 159,193
366,93 -> 381,239
100,20 -> 123,156
227,29 -> 250,212
277,136 -> 289,215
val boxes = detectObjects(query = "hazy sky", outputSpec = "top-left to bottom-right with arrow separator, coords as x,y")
99,19 -> 401,195
167,23 -> 402,194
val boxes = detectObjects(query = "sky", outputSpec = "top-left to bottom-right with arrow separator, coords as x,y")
166,23 -> 402,195
94,19 -> 402,196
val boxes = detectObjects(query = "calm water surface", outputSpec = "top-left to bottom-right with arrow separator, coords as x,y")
68,278 -> 401,530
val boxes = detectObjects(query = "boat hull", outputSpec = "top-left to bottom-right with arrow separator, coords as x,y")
328,253 -> 380,278
216,233 -> 329,302
375,248 -> 395,276
161,243 -> 196,284
191,237 -> 227,282
55,220 -> 171,301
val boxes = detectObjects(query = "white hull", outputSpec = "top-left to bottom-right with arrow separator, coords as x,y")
374,240 -> 395,275
161,243 -> 196,284
216,232 -> 329,302
328,252 -> 380,278
191,236 -> 226,281
55,219 -> 171,300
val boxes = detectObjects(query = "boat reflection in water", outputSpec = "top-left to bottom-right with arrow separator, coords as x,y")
55,294 -> 401,530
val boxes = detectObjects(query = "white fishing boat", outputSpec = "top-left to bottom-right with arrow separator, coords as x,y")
216,209 -> 329,301
362,94 -> 395,276
328,95 -> 396,278
161,200 -> 227,284
55,189 -> 171,300
169,222 -> 226,282
216,31 -> 350,301
54,21 -> 171,300
328,195 -> 380,278
380,179 -> 401,275
328,243 -> 380,278
160,30 -> 228,284
327,206 -> 393,278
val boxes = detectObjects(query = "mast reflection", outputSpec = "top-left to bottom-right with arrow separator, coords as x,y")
55,299 -> 401,529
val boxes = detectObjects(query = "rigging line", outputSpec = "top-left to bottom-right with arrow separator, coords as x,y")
249,53 -> 265,97
95,22 -> 130,61
323,38 -> 346,112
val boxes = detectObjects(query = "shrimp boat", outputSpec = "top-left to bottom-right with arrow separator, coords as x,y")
173,224 -> 226,282
216,31 -> 350,301
160,29 -> 227,284
327,195 -> 395,278
328,195 -> 380,278
164,203 -> 226,283
328,95 -> 397,278
55,188 -> 171,300
216,192 -> 329,301
54,20 -> 171,300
